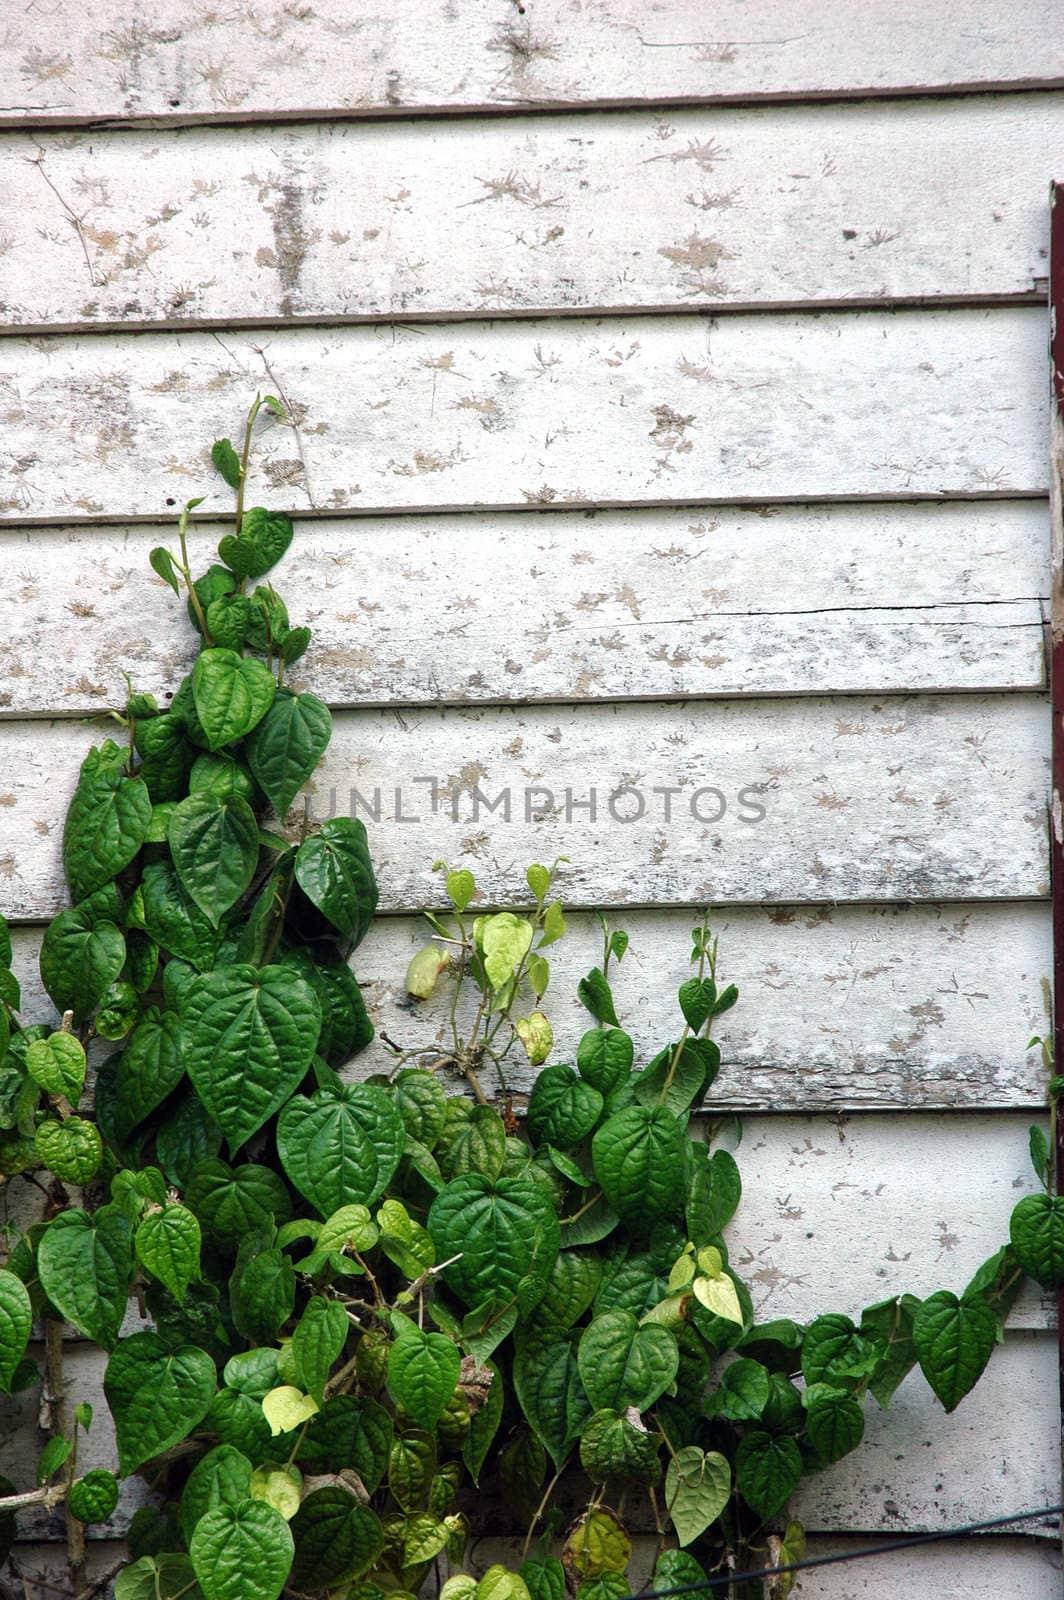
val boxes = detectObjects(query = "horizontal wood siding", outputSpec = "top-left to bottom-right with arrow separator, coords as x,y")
1,2 -> 1059,1584
3,0 -> 1063,125
0,309 -> 1048,523
0,502 -> 1048,714
2,95 -> 1058,330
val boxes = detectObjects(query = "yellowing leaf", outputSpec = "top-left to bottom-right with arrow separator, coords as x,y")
250,1465 -> 303,1520
692,1275 -> 743,1324
262,1385 -> 319,1436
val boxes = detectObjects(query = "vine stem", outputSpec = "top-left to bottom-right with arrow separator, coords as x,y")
521,1464 -> 566,1558
43,1318 -> 85,1593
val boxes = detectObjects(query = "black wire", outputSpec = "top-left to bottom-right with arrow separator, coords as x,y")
629,1503 -> 1064,1596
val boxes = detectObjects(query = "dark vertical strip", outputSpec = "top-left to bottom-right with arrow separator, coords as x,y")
1049,179 -> 1064,1524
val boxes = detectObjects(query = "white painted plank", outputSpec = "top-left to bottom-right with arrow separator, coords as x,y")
0,310 -> 1046,523
0,501 -> 1047,715
7,896 -> 1054,1111
793,1333 -> 1059,1534
721,1113 -> 1054,1330
0,695 -> 1048,921
2,1 -> 1062,124
3,95 -> 1059,330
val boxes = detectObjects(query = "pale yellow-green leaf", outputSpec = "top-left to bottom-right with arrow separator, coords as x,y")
515,1011 -> 553,1066
696,1245 -> 723,1278
668,1253 -> 696,1292
249,1465 -> 303,1520
262,1385 -> 319,1436
692,1275 -> 743,1324
482,914 -> 534,989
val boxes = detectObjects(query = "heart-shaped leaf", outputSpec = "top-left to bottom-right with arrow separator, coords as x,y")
734,1431 -> 801,1520
591,1105 -> 687,1224
114,1009 -> 185,1141
182,964 -> 321,1152
0,1271 -> 32,1393
576,1029 -> 633,1096
580,1409 -> 661,1484
105,1332 -> 216,1475
289,1489 -> 383,1589
294,819 -> 378,947
192,649 -> 276,751
63,751 -> 152,902
36,1117 -> 102,1184
387,1325 -> 461,1429
665,1446 -> 731,1543
578,1311 -> 678,1413
190,1500 -> 294,1600
678,978 -> 715,1031
292,1296 -> 349,1405
168,794 -> 260,927
218,508 -> 293,580
140,861 -> 222,972
297,1394 -> 393,1487
179,1445 -> 254,1548
186,1158 -> 292,1251
135,1203 -> 201,1304
912,1291 -> 997,1412
1009,1192 -> 1064,1288
246,690 -> 332,822
38,1207 -> 131,1348
25,1032 -> 86,1102
428,1173 -> 560,1314
527,1065 -> 603,1148
277,1085 -> 405,1216
513,1332 -> 588,1468
40,898 -> 125,1022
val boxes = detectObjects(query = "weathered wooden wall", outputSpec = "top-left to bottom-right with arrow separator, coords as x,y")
2,0 -> 1061,1592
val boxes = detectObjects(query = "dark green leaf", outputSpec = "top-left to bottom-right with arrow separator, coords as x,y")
186,1158 -> 292,1252
734,1431 -> 801,1520
246,690 -> 332,822
0,1270 -> 32,1392
591,1105 -> 687,1225
294,819 -> 378,947
141,861 -> 221,972
179,1445 -> 253,1547
292,1295 -> 349,1405
578,969 -> 618,1027
686,1146 -> 741,1241
1010,1193 -> 1064,1288
182,963 -> 321,1151
63,751 -> 151,902
429,1173 -> 560,1315
219,508 -> 293,581
298,1395 -> 392,1488
803,1384 -> 865,1464
136,1203 -> 201,1304
912,1291 -> 997,1412
40,899 -> 125,1022
168,794 -> 260,927
388,1324 -> 460,1430
576,1029 -> 633,1096
528,1065 -> 603,1148
192,649 -> 276,751
578,1311 -> 678,1412
190,1500 -> 294,1600
289,1490 -> 383,1588
114,1009 -> 185,1140
277,1085 -> 405,1216
105,1332 -> 216,1475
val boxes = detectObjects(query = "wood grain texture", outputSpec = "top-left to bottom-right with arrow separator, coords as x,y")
0,309 -> 1047,523
0,501 -> 1047,715
7,897 -> 1054,1111
0,695 -> 1049,921
2,0 -> 1062,125
3,95 -> 1059,330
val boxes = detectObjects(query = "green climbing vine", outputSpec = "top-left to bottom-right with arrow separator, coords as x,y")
0,398 -> 1060,1600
